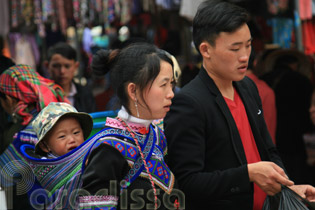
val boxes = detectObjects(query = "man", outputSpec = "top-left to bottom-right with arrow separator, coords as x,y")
164,1 -> 315,209
45,42 -> 96,113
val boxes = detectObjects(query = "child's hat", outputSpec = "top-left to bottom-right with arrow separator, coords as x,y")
32,102 -> 93,153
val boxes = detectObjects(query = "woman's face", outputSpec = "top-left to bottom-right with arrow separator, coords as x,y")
137,60 -> 175,120
0,95 -> 15,114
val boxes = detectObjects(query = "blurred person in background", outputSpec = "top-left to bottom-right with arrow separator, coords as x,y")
246,50 -> 277,144
45,42 -> 96,113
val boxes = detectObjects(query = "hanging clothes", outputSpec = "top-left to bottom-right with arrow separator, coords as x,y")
302,20 -> 315,55
34,0 -> 46,37
299,0 -> 312,20
56,0 -> 67,34
120,0 -> 132,25
267,18 -> 294,49
142,0 -> 156,14
14,36 -> 37,70
42,0 -> 54,22
0,0 -> 10,36
267,0 -> 289,15
179,0 -> 204,21
73,0 -> 81,23
21,0 -> 34,26
11,0 -> 20,28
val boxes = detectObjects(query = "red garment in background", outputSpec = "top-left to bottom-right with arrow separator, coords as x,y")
299,0 -> 312,20
247,73 -> 277,144
302,20 -> 315,55
224,89 -> 267,210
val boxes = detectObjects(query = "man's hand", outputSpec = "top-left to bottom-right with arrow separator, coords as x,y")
248,161 -> 294,195
290,185 -> 315,202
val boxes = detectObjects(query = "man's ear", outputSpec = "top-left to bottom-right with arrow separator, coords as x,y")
72,61 -> 79,76
127,83 -> 137,101
199,42 -> 212,59
75,61 -> 79,70
39,142 -> 50,153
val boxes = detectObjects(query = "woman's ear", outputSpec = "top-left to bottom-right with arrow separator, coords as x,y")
127,83 -> 137,101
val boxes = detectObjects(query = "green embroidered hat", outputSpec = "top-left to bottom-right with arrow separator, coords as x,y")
32,102 -> 93,153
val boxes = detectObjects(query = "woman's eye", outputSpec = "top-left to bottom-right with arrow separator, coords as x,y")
231,49 -> 239,52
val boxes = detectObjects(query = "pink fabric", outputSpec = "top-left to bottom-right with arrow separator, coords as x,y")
299,0 -> 312,20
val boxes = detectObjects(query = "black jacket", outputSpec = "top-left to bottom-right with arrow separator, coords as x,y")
73,82 -> 96,113
164,66 -> 284,210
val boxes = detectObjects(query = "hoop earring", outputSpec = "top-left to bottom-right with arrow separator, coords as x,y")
134,98 -> 140,118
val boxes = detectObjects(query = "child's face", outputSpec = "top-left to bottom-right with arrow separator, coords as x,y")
41,116 -> 84,156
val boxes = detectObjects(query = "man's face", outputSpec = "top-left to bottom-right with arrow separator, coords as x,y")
47,54 -> 78,88
205,24 -> 252,83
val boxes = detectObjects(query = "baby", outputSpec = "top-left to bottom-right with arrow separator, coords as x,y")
32,102 -> 93,158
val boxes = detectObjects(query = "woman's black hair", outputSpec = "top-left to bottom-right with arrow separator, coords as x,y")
92,42 -> 173,114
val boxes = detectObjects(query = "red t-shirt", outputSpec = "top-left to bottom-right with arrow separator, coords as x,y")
224,89 -> 267,210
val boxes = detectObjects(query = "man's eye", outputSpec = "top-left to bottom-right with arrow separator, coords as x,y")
231,49 -> 239,51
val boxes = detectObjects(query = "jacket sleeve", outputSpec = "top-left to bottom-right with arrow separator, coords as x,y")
164,92 -> 251,201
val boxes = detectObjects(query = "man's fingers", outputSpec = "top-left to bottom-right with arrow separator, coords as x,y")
272,163 -> 289,179
274,172 -> 294,186
271,163 -> 294,186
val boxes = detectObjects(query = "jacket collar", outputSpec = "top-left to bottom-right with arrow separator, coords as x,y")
197,66 -> 250,164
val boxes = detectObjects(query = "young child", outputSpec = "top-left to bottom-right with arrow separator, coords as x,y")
32,102 -> 93,158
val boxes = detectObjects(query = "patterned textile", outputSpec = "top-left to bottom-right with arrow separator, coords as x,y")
0,64 -> 68,125
0,116 -> 174,209
78,118 -> 175,209
0,125 -> 101,209
79,195 -> 118,210
97,117 -> 174,193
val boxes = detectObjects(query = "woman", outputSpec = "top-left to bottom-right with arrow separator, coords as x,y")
0,64 -> 68,148
80,42 -> 182,210
0,64 -> 68,210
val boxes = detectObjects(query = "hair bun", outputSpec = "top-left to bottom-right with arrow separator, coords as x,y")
91,49 -> 113,76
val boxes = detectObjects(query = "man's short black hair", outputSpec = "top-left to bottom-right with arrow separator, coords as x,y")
47,42 -> 77,62
193,0 -> 250,53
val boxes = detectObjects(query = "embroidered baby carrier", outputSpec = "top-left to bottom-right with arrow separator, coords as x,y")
0,125 -> 101,209
0,118 -> 175,209
79,117 -> 175,210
